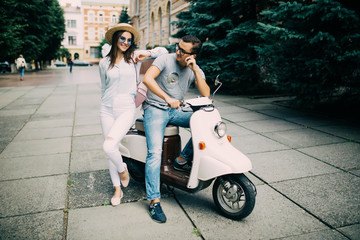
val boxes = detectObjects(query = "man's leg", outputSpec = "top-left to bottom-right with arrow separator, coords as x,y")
144,106 -> 169,223
169,109 -> 194,171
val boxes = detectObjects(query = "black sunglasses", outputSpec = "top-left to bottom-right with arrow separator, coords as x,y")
119,36 -> 133,46
175,43 -> 193,55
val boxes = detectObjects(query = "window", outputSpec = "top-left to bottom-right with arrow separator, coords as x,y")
68,36 -> 76,45
90,47 -> 100,58
99,13 -> 104,22
99,30 -> 104,39
111,14 -> 117,23
89,29 -> 95,40
89,12 -> 94,22
67,20 -> 76,28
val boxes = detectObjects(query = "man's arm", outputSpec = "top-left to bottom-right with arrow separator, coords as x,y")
185,56 -> 210,97
142,66 -> 181,108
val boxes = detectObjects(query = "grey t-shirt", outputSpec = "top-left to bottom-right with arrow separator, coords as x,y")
143,53 -> 206,110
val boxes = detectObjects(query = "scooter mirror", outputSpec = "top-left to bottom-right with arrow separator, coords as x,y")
212,75 -> 222,100
167,72 -> 179,85
214,75 -> 220,86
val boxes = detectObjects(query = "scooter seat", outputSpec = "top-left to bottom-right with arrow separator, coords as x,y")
135,118 -> 179,136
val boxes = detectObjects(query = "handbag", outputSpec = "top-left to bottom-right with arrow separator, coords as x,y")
133,58 -> 148,107
135,82 -> 148,107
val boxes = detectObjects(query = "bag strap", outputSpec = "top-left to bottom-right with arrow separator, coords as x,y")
131,57 -> 139,84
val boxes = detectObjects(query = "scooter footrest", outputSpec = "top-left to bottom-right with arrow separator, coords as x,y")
135,118 -> 179,136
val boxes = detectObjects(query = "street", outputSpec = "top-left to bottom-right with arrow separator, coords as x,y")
0,66 -> 359,239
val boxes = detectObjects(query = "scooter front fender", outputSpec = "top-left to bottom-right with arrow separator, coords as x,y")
196,148 -> 252,182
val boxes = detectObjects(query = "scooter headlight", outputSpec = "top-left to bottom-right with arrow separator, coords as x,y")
214,121 -> 227,138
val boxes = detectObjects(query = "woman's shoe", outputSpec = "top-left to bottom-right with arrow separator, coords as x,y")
111,190 -> 123,206
119,163 -> 130,187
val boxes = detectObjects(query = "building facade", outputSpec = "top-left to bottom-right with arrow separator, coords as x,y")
59,0 -> 84,61
59,0 -> 129,64
82,0 -> 129,63
129,0 -> 189,49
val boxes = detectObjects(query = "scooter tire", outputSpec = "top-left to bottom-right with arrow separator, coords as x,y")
212,174 -> 256,220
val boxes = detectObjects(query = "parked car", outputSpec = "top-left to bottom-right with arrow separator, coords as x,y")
73,60 -> 92,66
0,61 -> 11,73
54,60 -> 67,67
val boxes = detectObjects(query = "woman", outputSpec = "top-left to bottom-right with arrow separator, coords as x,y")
99,23 -> 167,206
16,54 -> 27,81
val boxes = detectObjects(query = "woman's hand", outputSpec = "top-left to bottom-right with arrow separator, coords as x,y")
135,50 -> 151,63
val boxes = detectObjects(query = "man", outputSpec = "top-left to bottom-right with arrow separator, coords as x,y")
142,35 -> 210,223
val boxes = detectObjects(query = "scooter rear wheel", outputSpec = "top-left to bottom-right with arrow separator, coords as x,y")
123,157 -> 145,183
212,174 -> 256,220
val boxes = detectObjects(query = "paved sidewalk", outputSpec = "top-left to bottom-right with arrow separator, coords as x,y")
0,68 -> 359,240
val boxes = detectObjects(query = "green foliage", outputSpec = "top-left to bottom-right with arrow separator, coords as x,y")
173,0 -> 277,95
0,0 -> 65,63
55,47 -> 70,60
256,0 -> 360,103
119,7 -> 131,24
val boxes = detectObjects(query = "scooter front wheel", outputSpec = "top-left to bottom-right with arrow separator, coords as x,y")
212,174 -> 256,220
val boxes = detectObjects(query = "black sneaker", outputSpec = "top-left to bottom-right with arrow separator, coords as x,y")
173,160 -> 192,173
148,202 -> 167,223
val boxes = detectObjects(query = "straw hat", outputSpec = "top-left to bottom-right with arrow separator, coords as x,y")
105,23 -> 140,44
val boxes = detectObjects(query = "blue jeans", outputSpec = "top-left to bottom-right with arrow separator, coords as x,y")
144,105 -> 193,200
19,67 -> 25,77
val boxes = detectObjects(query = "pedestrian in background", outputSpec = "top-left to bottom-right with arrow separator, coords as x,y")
16,54 -> 27,81
99,23 -> 167,206
67,55 -> 73,73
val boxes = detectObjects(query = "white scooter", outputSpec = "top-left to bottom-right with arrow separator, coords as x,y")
120,76 -> 256,220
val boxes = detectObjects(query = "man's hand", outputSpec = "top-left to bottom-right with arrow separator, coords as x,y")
185,56 -> 197,71
166,96 -> 181,109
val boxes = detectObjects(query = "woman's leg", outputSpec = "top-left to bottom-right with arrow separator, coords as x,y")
102,107 -> 136,184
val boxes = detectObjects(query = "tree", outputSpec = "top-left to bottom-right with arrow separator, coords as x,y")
0,0 -> 65,65
173,0 -> 276,94
256,0 -> 360,104
119,7 -> 131,24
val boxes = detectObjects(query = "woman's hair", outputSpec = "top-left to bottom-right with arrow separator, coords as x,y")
106,30 -> 136,70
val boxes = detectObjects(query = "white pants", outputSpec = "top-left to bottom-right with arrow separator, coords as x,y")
100,95 -> 136,187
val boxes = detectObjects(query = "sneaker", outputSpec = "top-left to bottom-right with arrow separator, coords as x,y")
173,159 -> 192,173
148,202 -> 167,223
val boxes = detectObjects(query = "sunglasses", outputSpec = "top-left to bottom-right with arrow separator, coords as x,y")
175,43 -> 193,56
119,36 -> 133,46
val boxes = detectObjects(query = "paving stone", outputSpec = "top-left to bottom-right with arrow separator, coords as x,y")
24,118 -> 74,128
249,149 -> 340,183
174,184 -> 328,240
337,223 -> 360,240
0,137 -> 71,158
12,126 -> 73,141
222,111 -> 272,123
315,124 -> 360,142
281,229 -> 348,240
272,172 -> 360,228
240,118 -> 304,133
67,199 -> 198,240
263,128 -> 346,148
0,153 -> 69,181
231,134 -> 290,154
73,124 -> 102,136
70,149 -> 108,173
0,211 -> 63,240
0,175 -> 67,217
68,170 -> 171,209
71,134 -> 103,152
298,142 -> 360,170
